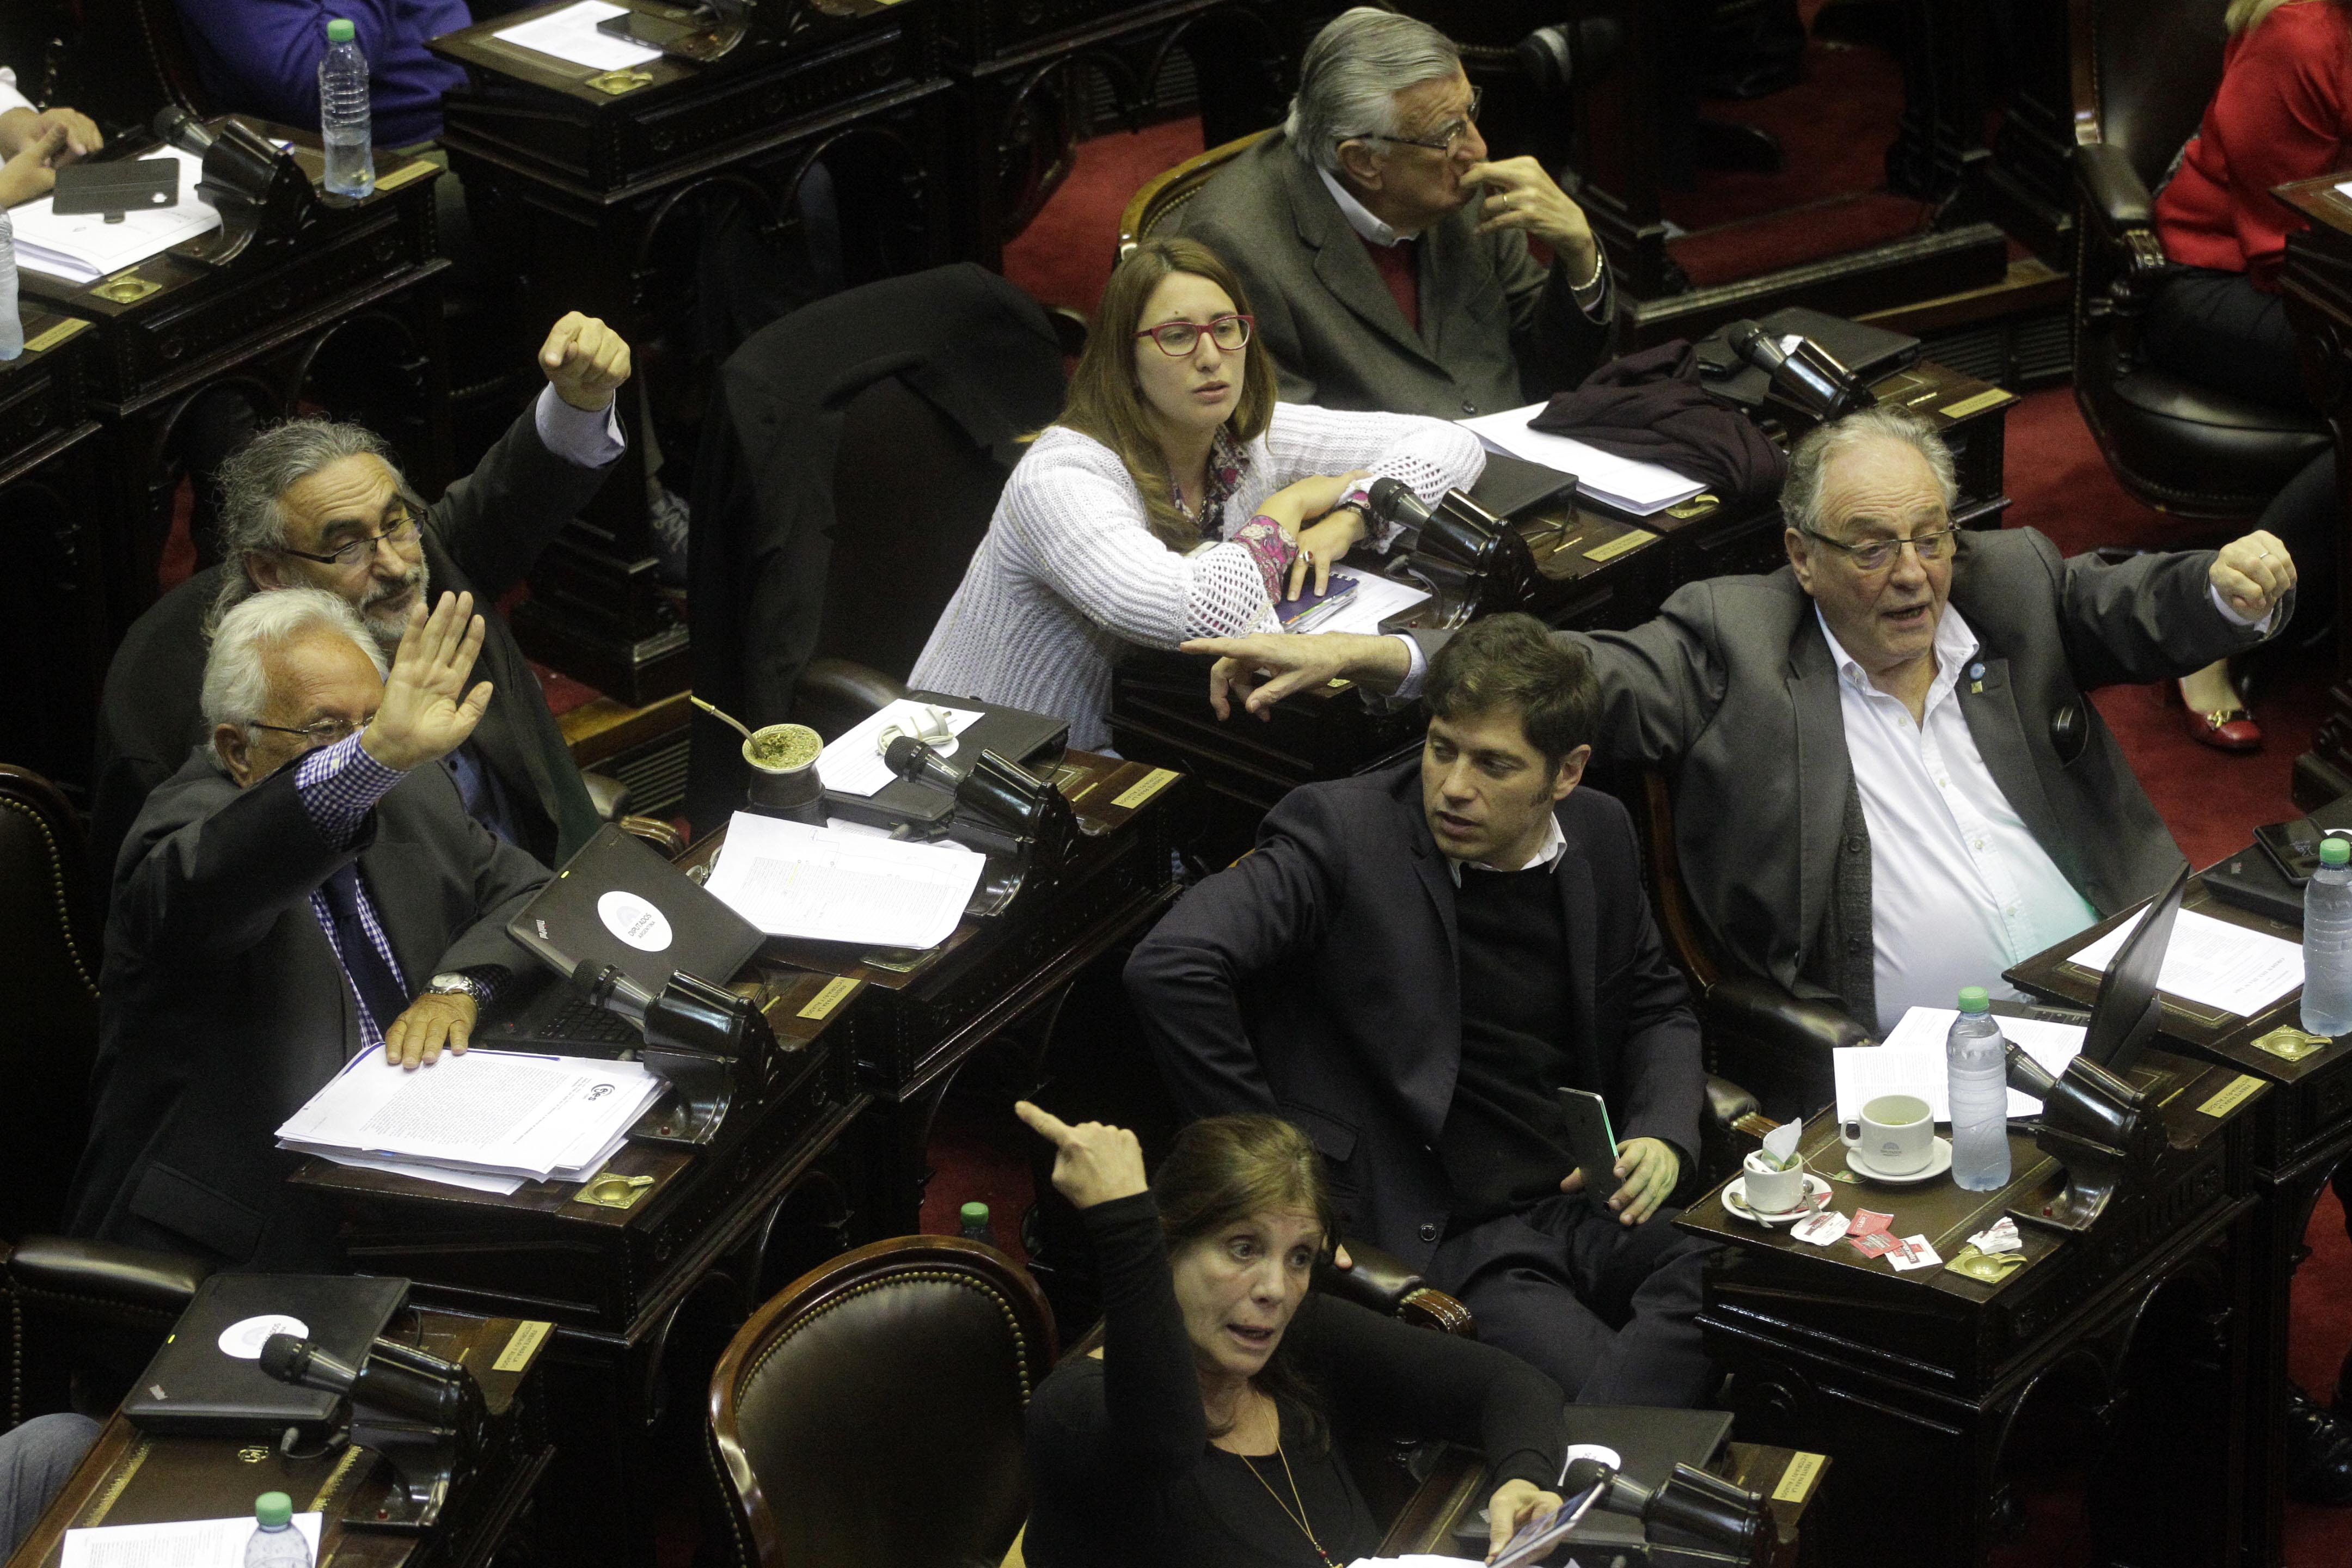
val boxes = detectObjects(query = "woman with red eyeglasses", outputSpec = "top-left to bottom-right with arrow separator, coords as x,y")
910,237 -> 1483,752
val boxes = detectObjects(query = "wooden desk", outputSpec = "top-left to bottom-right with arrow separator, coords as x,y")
0,306 -> 107,794
290,969 -> 866,1566
1677,1063 -> 2263,1568
6,1308 -> 553,1568
2006,877 -> 2345,1568
17,125 -> 451,643
1379,1441 -> 1826,1567
430,0 -> 955,703
677,748 -> 1184,1235
2271,175 -> 2352,809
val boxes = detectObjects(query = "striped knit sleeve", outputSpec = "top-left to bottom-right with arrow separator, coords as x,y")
997,434 -> 1279,648
1253,402 -> 1486,511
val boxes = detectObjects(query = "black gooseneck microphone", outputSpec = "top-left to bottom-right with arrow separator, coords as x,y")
259,1333 -> 467,1428
1725,316 -> 1875,422
1555,1453 -> 1769,1554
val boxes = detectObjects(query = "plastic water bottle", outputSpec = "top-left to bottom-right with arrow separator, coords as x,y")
244,1492 -> 308,1567
958,1201 -> 994,1246
0,208 -> 20,362
318,19 -> 375,198
1946,987 -> 2012,1192
2302,837 -> 2352,1038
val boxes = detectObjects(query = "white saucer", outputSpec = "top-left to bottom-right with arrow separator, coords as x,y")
1844,1136 -> 1953,1185
1724,1172 -> 1834,1226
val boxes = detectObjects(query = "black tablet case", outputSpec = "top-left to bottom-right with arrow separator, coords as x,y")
124,1273 -> 408,1438
508,822 -> 767,993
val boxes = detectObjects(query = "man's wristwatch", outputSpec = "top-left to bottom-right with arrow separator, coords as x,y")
424,971 -> 490,1006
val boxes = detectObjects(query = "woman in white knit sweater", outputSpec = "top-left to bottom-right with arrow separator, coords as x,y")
910,237 -> 1485,750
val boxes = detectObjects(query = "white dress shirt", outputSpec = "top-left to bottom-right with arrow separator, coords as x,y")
1816,607 -> 2096,1032
1445,811 -> 1567,884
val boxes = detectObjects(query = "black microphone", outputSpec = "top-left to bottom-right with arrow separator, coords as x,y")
1726,317 -> 1872,421
885,734 -> 964,794
1367,476 -> 1431,533
260,1333 -> 467,1426
1557,1455 -> 1767,1553
1725,318 -> 1787,376
1559,1455 -> 1612,1498
152,106 -> 216,157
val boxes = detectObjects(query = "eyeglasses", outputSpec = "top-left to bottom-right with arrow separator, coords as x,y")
247,716 -> 366,750
1802,523 -> 1962,574
1351,88 -> 1484,155
275,511 -> 421,569
1133,313 -> 1254,358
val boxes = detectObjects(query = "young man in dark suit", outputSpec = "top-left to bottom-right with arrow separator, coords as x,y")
1126,614 -> 1715,1406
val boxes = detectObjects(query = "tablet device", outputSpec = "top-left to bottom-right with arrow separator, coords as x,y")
1557,1086 -> 1622,1202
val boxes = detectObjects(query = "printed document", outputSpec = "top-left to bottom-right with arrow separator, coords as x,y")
63,1511 -> 321,1568
494,2 -> 664,70
817,699 -> 982,797
1459,404 -> 1706,516
1834,1007 -> 2089,1121
705,811 -> 985,949
2068,906 -> 2304,1017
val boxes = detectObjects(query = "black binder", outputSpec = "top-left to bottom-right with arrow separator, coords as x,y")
124,1273 -> 408,1439
508,823 -> 766,995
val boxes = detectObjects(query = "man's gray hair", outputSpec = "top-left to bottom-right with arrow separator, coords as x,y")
201,586 -> 386,734
1781,405 -> 1959,539
210,418 -> 405,621
1284,7 -> 1462,174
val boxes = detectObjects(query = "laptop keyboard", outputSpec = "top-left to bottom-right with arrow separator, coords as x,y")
533,998 -> 641,1047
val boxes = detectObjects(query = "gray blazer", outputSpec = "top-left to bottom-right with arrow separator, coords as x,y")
68,750 -> 550,1267
1172,130 -> 1607,419
1413,528 -> 2284,1026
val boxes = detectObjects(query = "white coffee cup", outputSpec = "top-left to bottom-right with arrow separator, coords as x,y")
1741,1149 -> 1806,1215
1840,1093 -> 1933,1175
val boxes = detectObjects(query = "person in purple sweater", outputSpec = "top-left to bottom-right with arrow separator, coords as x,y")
174,0 -> 471,151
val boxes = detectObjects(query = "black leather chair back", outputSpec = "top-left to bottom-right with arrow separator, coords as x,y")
2080,0 -> 2228,192
70,0 -> 215,127
0,765 -> 101,1245
708,1236 -> 1057,1568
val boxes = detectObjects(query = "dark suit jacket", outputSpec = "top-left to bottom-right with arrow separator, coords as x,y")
67,750 -> 550,1268
88,404 -> 609,895
1172,131 -> 1608,419
1408,529 -> 2284,1025
1125,759 -> 1702,1273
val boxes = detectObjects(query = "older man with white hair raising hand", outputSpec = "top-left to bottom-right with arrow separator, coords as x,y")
1189,405 -> 2295,1042
68,587 -> 551,1270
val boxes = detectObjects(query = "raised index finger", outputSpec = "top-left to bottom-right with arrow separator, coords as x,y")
1013,1100 -> 1076,1145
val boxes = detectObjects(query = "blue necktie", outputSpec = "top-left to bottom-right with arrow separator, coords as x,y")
318,862 -> 408,1035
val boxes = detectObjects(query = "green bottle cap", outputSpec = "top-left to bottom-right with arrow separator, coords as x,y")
326,18 -> 356,41
959,1201 -> 989,1227
1957,986 -> 1991,1013
255,1491 -> 293,1528
2325,838 -> 2350,868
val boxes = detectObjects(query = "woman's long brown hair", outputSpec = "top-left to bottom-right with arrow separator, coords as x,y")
1054,236 -> 1281,552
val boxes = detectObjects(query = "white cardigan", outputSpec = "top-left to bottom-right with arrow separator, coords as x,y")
909,402 -> 1486,750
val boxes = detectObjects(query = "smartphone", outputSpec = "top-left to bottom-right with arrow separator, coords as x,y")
2254,817 -> 2336,886
1489,1472 -> 1606,1568
1557,1087 -> 1622,1203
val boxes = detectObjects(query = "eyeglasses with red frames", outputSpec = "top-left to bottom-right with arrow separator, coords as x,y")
1132,313 -> 1255,358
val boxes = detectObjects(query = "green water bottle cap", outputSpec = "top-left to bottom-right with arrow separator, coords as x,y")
960,1201 -> 989,1227
2325,837 -> 2350,868
1957,986 -> 1991,1013
327,18 -> 356,41
255,1491 -> 293,1528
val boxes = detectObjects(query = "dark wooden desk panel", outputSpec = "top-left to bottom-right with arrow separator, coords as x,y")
5,1308 -> 554,1568
16,126 -> 451,641
677,748 -> 1183,1235
1678,1057 -> 2261,1567
433,0 -> 954,703
2006,876 -> 2345,1568
0,308 -> 108,792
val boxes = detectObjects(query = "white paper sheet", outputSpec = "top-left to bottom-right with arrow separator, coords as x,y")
705,811 -> 984,950
277,1045 -> 661,1183
1458,403 -> 1706,516
11,148 -> 221,283
493,1 -> 664,70
63,1512 -> 322,1568
1303,567 -> 1432,635
2067,905 -> 2304,1017
313,1149 -> 524,1195
1834,1006 -> 2090,1121
816,699 -> 983,798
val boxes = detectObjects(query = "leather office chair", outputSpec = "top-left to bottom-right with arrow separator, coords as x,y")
2069,0 -> 2331,517
1117,129 -> 1270,260
71,0 -> 214,127
5,1235 -> 213,1425
706,1235 -> 1057,1568
0,766 -> 101,1250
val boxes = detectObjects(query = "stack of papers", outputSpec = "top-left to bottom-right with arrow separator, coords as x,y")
494,1 -> 665,70
706,811 -> 985,950
64,1512 -> 322,1568
1834,1006 -> 2089,1120
1289,566 -> 1430,636
11,147 -> 221,283
2068,906 -> 2304,1017
278,1045 -> 665,1195
817,698 -> 982,797
1459,403 -> 1706,516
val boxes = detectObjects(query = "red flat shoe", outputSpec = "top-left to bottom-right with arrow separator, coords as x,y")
2185,705 -> 2263,752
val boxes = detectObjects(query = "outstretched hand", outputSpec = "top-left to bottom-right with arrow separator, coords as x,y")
362,591 -> 493,772
1183,632 -> 1413,722
1014,1101 -> 1148,1210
